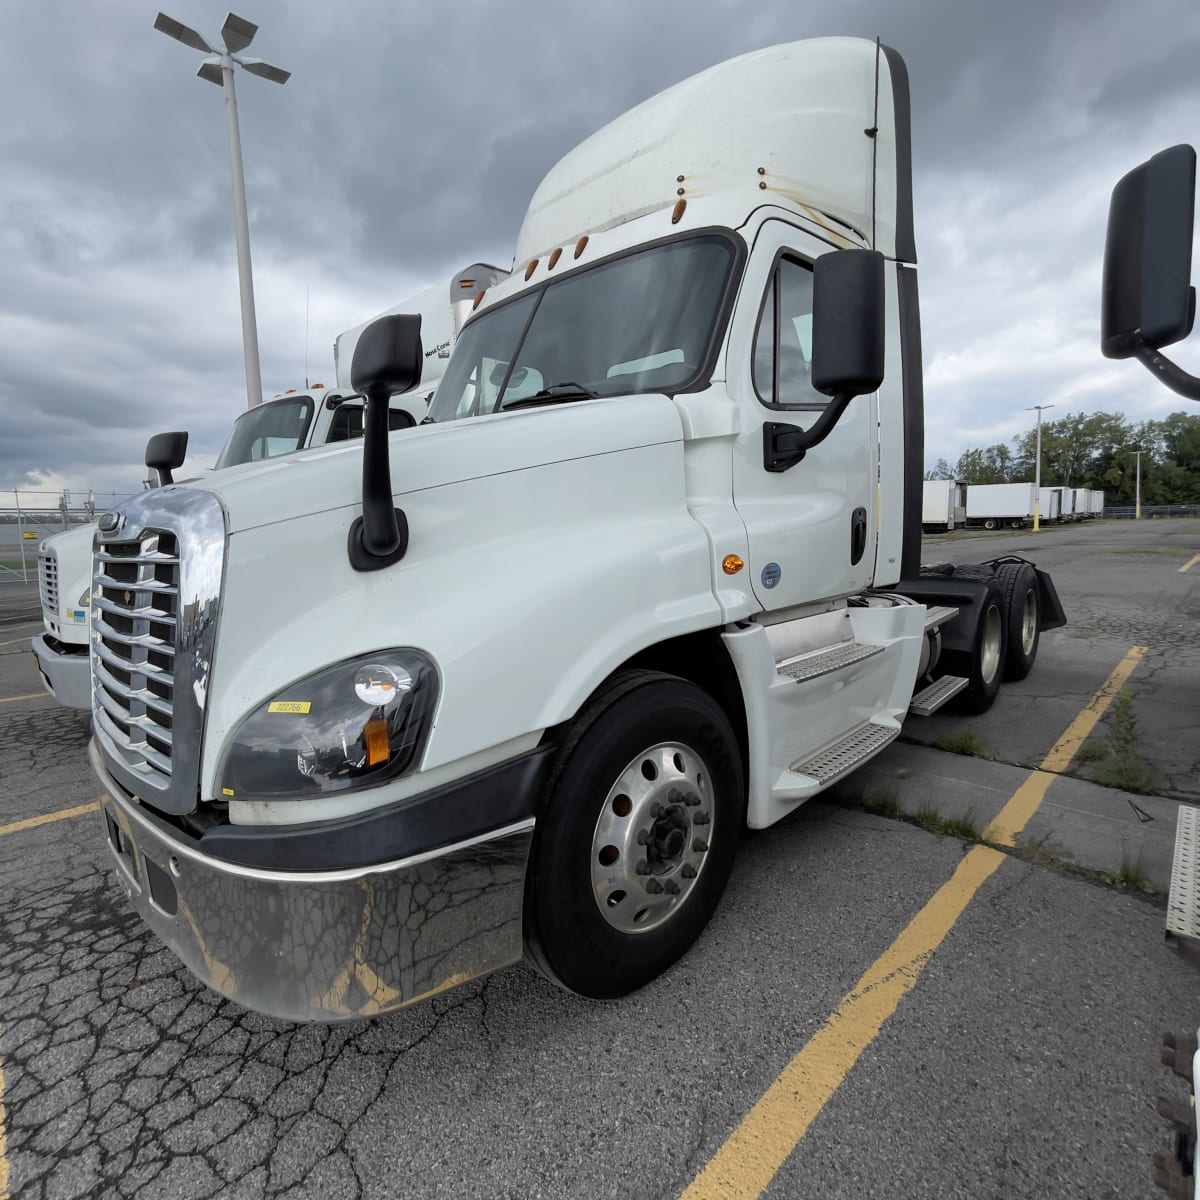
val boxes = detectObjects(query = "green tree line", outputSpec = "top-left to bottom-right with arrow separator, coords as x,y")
926,411 -> 1200,506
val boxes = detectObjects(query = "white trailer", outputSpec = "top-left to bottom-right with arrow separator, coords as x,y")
921,480 -> 966,532
1053,487 -> 1076,521
965,482 -> 1038,530
1038,487 -> 1061,524
85,38 -> 1065,1022
1089,489 -> 1105,516
1072,486 -> 1091,518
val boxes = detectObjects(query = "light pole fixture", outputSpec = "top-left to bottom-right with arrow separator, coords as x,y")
1025,404 -> 1056,532
154,12 -> 290,411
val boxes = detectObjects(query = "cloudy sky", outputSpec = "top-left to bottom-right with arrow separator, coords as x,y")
4,0 -> 1200,504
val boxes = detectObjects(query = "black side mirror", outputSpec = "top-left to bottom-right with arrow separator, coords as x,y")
348,315 -> 422,570
811,248 -> 886,397
763,249 -> 885,473
144,430 -> 188,486
1102,144 -> 1200,401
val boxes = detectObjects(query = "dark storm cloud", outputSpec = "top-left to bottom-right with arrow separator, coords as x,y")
2,0 -> 1200,497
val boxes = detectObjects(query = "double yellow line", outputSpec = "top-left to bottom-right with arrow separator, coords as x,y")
682,644 -> 1147,1198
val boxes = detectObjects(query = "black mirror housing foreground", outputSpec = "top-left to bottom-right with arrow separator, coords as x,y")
348,314 -> 423,571
144,430 -> 189,486
1101,144 -> 1200,400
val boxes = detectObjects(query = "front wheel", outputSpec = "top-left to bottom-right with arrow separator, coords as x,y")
525,670 -> 744,999
996,562 -> 1040,679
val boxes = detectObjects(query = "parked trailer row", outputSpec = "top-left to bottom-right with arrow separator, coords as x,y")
923,481 -> 1105,531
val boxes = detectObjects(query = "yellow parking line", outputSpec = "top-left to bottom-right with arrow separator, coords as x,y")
680,644 -> 1146,1199
0,694 -> 48,705
986,644 -> 1146,845
1179,553 -> 1200,574
0,801 -> 101,838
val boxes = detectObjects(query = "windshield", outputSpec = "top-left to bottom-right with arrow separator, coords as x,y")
214,396 -> 315,469
427,234 -> 737,422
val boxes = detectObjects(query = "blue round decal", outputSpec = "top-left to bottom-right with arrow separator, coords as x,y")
761,562 -> 781,589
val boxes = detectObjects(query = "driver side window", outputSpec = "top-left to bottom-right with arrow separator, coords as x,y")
753,256 -> 826,410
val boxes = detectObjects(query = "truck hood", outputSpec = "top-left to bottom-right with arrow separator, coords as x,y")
196,395 -> 686,536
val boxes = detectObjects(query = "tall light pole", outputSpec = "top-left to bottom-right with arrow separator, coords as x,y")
1132,448 -> 1143,519
1025,404 -> 1056,532
154,12 -> 290,410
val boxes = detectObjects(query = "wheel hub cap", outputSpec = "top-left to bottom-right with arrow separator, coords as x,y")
590,743 -> 713,934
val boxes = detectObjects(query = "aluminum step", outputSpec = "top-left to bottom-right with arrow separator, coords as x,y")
1167,805 -> 1200,944
923,605 -> 960,632
777,640 -> 884,684
909,674 -> 969,717
788,721 -> 897,785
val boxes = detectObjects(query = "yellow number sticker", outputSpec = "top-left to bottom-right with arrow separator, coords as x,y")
267,701 -> 312,714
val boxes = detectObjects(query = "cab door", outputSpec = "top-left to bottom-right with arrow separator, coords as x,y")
728,221 -> 878,611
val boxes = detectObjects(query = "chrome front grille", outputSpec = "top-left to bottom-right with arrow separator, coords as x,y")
92,532 -> 180,785
91,490 -> 225,815
39,551 -> 59,613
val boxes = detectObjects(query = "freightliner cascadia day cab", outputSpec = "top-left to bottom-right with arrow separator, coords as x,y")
87,39 -> 1065,1022
32,267 -> 505,711
1100,142 -> 1200,1200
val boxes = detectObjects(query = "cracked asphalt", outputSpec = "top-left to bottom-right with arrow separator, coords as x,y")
1,519 -> 1198,1200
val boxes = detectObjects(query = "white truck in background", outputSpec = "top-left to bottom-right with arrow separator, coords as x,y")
965,482 -> 1038,529
1100,142 -> 1200,1200
1038,487 -> 1061,524
84,38 -> 1066,1024
921,479 -> 966,532
31,266 -> 505,710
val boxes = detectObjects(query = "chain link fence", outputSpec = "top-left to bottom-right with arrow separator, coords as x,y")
0,489 -> 139,584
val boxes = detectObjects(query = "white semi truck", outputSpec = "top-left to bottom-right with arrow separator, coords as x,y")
85,38 -> 1065,1023
32,269 -> 504,710
1100,142 -> 1200,1200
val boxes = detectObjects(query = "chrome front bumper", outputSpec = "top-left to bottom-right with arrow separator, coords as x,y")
91,745 -> 534,1022
31,633 -> 92,710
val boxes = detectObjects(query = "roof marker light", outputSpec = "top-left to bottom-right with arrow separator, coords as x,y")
524,259 -> 538,280
574,236 -> 588,259
548,247 -> 562,270
671,198 -> 687,224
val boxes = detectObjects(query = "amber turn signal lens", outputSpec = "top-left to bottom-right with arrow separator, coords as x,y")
722,554 -> 744,575
364,718 -> 390,767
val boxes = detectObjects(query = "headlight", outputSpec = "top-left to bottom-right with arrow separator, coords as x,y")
77,589 -> 91,608
217,650 -> 438,801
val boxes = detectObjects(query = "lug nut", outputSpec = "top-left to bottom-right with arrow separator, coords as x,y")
636,860 -> 649,875
681,864 -> 697,878
646,878 -> 664,894
650,802 -> 664,818
684,792 -> 700,807
637,829 -> 649,845
694,811 -> 710,826
692,838 -> 709,853
668,788 -> 681,803
664,880 -> 681,895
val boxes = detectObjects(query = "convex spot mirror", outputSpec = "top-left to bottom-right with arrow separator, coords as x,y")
144,430 -> 188,486
811,248 -> 885,398
1102,143 -> 1196,359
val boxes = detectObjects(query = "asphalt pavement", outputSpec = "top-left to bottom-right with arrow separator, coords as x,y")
0,519 -> 1197,1200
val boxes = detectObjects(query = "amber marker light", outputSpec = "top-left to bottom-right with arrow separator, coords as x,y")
548,247 -> 562,270
364,718 -> 390,767
574,235 -> 589,258
722,554 -> 744,575
524,259 -> 539,280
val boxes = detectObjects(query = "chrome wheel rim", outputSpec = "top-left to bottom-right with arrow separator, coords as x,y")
1020,589 -> 1038,656
590,742 -> 713,934
980,605 -> 1003,685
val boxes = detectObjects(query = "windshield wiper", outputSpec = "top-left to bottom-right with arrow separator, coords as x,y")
500,382 -> 598,411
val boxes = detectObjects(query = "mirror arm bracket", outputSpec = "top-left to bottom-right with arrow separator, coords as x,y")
1133,343 -> 1200,401
762,392 -> 853,473
348,383 -> 409,571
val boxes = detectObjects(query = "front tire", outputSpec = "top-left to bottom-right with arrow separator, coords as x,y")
525,670 -> 744,1000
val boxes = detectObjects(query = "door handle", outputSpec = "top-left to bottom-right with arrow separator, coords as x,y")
850,507 -> 867,565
